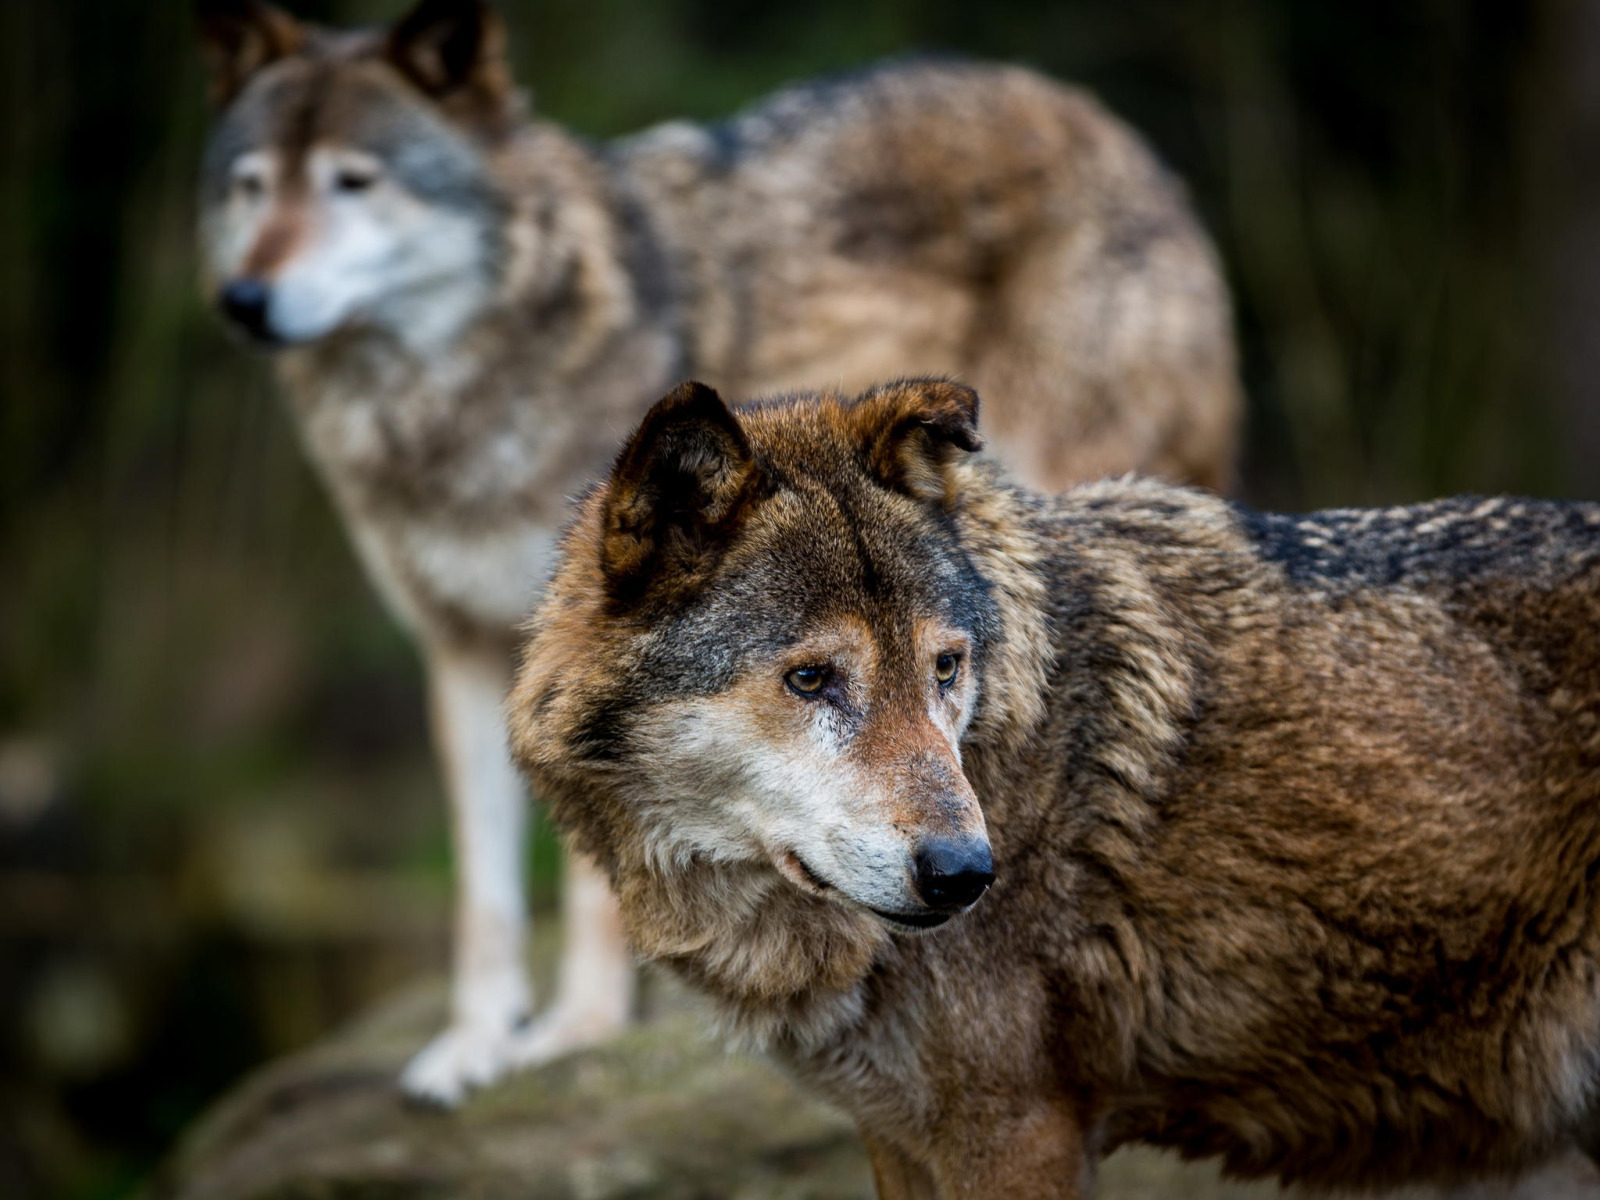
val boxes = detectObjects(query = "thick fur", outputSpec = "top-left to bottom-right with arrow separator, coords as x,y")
195,0 -> 1240,1103
510,379 -> 1600,1197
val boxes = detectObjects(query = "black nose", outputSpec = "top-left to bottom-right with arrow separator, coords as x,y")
219,278 -> 275,342
912,837 -> 994,910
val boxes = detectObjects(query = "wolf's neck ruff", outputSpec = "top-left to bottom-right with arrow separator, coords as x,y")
614,851 -> 888,1050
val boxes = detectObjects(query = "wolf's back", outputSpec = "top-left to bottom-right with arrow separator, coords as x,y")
1237,495 -> 1600,594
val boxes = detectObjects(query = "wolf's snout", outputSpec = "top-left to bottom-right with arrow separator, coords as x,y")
912,836 -> 994,910
219,278 -> 277,343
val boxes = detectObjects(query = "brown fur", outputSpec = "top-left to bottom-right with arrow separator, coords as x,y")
510,380 -> 1600,1196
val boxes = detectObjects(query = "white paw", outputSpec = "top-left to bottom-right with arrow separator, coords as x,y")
505,1001 -> 631,1070
400,1016 -> 529,1108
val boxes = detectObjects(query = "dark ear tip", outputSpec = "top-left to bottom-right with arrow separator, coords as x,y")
617,381 -> 742,476
655,379 -> 727,417
929,377 -> 980,416
906,378 -> 982,449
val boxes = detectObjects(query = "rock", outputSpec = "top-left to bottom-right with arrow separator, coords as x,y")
152,984 -> 872,1200
152,981 -> 1600,1200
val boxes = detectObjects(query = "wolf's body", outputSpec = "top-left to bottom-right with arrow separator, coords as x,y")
196,0 -> 1239,1103
511,379 -> 1600,1196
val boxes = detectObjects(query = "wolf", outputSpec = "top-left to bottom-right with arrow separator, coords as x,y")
194,0 -> 1240,1104
509,377 -> 1600,1196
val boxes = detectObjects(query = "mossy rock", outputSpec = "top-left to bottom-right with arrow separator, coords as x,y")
152,981 -> 1600,1200
152,983 -> 869,1200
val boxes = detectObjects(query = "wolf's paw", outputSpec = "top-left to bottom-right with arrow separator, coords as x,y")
400,1016 -> 530,1108
504,1001 -> 631,1069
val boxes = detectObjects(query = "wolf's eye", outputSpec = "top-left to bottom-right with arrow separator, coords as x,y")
235,173 -> 266,201
334,167 -> 378,193
786,666 -> 828,696
935,654 -> 960,686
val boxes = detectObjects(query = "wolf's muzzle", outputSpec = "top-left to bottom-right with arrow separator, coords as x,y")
911,836 -> 994,910
218,278 -> 280,345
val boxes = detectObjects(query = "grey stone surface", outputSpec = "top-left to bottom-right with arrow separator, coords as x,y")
153,985 -> 1600,1200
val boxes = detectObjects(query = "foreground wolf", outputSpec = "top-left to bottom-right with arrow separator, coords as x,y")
194,0 -> 1240,1103
510,378 -> 1600,1195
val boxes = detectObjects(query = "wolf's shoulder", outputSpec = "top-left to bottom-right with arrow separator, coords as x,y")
1234,495 -> 1600,590
1043,476 -> 1239,544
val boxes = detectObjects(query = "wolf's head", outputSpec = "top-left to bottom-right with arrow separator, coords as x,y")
513,380 -> 1030,940
195,0 -> 516,351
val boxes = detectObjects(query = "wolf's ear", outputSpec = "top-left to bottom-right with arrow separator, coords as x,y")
850,379 -> 982,505
386,0 -> 518,135
196,0 -> 305,108
600,382 -> 758,603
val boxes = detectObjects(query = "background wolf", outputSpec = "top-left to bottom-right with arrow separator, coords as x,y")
195,0 -> 1239,1103
511,378 -> 1600,1197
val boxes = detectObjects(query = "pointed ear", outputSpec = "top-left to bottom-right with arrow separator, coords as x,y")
850,379 -> 982,505
385,0 -> 518,135
195,0 -> 305,108
600,382 -> 758,603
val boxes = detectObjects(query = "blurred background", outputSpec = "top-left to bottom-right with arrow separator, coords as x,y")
2,0 -> 1597,1196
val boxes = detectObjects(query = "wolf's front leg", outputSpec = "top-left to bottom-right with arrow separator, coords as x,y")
504,848 -> 635,1068
928,1104 -> 1089,1199
864,1134 -> 940,1200
400,641 -> 535,1107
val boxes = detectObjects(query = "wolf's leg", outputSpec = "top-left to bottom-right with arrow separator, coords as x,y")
863,1134 -> 940,1200
929,1104 -> 1088,1199
400,641 -> 533,1106
505,848 -> 634,1066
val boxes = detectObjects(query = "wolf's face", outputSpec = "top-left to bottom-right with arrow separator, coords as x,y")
626,491 -> 995,930
196,0 -> 513,351
516,380 -> 1003,932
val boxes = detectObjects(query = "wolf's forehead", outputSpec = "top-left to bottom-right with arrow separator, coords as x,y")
203,57 -> 491,205
722,480 -> 989,631
618,482 -> 992,707
207,59 -> 329,155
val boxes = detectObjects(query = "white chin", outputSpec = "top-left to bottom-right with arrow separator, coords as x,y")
267,289 -> 356,344
269,312 -> 347,344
